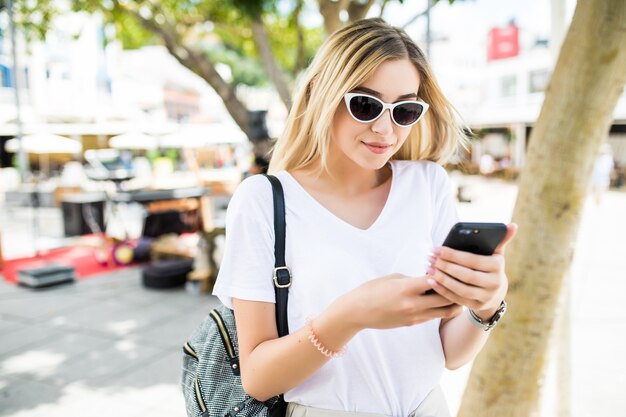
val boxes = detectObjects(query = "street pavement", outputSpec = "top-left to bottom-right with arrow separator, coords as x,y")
1,175 -> 624,417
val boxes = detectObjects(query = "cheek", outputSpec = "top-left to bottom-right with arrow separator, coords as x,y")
396,127 -> 413,147
332,107 -> 361,142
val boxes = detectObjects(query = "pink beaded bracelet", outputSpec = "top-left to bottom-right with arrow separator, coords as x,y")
306,316 -> 346,359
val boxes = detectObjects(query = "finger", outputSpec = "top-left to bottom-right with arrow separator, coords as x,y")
431,303 -> 463,320
433,268 -> 483,301
422,292 -> 458,309
494,223 -> 518,255
431,246 -> 499,273
408,275 -> 442,294
427,270 -> 482,305
431,258 -> 493,289
426,276 -> 466,307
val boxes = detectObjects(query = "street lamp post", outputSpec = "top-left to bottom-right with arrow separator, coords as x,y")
7,0 -> 29,183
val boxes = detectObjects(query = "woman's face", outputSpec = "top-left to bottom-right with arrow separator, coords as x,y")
330,58 -> 421,171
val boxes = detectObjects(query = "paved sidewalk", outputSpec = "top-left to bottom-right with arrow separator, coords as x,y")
1,176 -> 624,417
0,268 -> 219,417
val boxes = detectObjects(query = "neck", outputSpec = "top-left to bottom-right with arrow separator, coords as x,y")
306,152 -> 391,197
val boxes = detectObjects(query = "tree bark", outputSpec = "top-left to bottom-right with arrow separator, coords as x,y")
318,0 -> 377,35
457,1 -> 626,416
250,16 -> 293,110
318,0 -> 349,35
347,0 -> 376,22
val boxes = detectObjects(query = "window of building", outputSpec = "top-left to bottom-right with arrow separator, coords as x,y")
0,64 -> 12,88
501,75 -> 517,97
529,69 -> 550,93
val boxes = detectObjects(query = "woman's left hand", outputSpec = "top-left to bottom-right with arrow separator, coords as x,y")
426,223 -> 518,321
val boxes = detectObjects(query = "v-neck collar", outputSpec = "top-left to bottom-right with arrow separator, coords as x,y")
281,161 -> 396,233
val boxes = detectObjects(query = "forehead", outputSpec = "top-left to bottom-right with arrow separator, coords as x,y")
357,59 -> 421,101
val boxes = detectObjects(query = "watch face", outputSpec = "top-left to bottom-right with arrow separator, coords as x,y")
489,301 -> 507,326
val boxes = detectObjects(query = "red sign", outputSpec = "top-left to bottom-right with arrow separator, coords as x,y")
487,24 -> 519,61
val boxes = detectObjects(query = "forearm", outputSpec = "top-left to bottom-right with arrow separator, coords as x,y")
439,309 -> 491,370
243,299 -> 360,401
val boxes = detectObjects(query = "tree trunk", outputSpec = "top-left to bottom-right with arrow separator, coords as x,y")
318,0 -> 377,35
250,17 -> 293,110
318,0 -> 349,35
346,0 -> 376,22
457,1 -> 626,416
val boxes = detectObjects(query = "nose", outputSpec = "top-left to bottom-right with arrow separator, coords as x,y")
371,109 -> 394,136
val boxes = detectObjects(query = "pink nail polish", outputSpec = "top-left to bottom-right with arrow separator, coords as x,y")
427,266 -> 436,276
433,247 -> 442,256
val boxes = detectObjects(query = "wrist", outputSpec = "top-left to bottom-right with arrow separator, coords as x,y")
473,305 -> 500,322
467,300 -> 508,331
326,294 -> 364,335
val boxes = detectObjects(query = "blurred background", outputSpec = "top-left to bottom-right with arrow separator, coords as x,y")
0,1 -> 624,416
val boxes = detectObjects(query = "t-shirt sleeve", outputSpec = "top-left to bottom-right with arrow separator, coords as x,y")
212,175 -> 276,309
430,164 -> 460,246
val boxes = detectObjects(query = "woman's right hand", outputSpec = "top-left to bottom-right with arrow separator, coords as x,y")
336,274 -> 462,331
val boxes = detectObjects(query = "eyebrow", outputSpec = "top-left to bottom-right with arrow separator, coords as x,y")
352,86 -> 418,100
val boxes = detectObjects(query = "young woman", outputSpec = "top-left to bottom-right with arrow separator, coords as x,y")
213,17 -> 517,417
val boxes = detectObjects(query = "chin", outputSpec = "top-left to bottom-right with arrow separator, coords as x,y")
353,156 -> 391,171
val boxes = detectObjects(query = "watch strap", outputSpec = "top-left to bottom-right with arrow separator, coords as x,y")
467,300 -> 507,331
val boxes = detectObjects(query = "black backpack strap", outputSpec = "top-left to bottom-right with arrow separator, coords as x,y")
262,174 -> 290,337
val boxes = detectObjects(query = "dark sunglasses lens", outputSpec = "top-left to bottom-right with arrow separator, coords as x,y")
349,96 -> 383,121
393,103 -> 424,126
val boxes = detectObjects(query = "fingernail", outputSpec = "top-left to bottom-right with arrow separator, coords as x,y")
428,255 -> 437,264
427,278 -> 438,287
433,247 -> 443,256
427,266 -> 436,276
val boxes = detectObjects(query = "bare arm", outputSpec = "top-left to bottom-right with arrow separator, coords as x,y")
234,297 -> 359,401
438,310 -> 492,370
234,274 -> 461,401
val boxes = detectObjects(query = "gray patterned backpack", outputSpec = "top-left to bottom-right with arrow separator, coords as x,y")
181,175 -> 291,417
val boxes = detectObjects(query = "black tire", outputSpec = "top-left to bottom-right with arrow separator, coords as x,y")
142,259 -> 194,289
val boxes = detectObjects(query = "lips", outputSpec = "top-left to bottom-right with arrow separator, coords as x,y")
362,141 -> 393,154
364,142 -> 392,148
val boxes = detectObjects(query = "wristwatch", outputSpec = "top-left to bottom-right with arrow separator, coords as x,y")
467,300 -> 507,331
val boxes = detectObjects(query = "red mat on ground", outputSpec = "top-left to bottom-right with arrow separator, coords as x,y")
1,245 -> 136,284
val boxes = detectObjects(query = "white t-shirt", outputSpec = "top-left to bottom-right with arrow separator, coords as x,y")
213,160 -> 459,417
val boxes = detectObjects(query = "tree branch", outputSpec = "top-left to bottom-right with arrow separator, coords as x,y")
292,0 -> 307,77
117,2 -> 253,138
250,16 -> 292,110
379,0 -> 390,17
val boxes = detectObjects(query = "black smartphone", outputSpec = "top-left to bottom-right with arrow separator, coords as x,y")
442,222 -> 508,256
425,222 -> 507,295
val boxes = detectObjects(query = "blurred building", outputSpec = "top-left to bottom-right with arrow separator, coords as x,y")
423,0 -> 626,170
0,11 -> 245,171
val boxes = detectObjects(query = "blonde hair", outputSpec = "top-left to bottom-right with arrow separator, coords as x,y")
268,18 -> 468,174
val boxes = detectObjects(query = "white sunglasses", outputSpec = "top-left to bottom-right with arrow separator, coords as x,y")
344,93 -> 429,127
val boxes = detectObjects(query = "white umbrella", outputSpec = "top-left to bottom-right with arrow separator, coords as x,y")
159,123 -> 248,149
159,131 -> 206,149
4,133 -> 82,154
202,123 -> 248,145
109,132 -> 159,150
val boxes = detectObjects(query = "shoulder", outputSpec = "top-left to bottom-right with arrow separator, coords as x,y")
230,174 -> 273,205
226,174 -> 275,221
